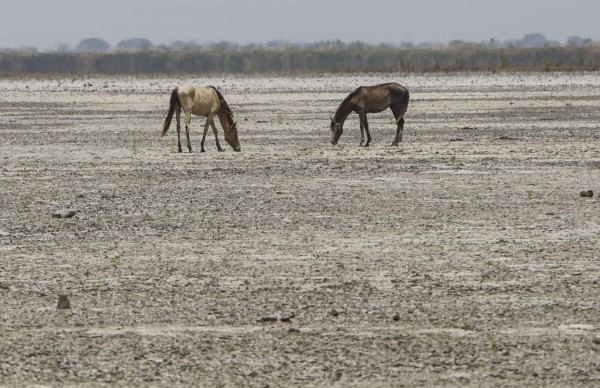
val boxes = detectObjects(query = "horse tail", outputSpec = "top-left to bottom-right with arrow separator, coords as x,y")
161,87 -> 179,138
390,84 -> 409,122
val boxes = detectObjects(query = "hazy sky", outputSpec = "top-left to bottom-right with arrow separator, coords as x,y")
1,0 -> 599,49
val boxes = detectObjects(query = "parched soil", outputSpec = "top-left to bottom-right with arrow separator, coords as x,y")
1,73 -> 600,387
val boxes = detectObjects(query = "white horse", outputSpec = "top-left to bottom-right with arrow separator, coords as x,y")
161,85 -> 241,152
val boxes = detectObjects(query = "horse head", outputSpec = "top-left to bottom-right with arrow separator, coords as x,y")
225,121 -> 241,152
330,117 -> 343,145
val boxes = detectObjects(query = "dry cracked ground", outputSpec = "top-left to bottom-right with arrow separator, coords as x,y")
1,72 -> 600,387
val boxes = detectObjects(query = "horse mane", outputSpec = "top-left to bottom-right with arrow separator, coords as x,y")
343,87 -> 362,105
211,86 -> 234,127
334,86 -> 362,120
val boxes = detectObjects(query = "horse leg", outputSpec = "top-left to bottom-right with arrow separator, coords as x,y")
361,112 -> 372,147
392,117 -> 405,146
391,105 -> 405,146
175,105 -> 182,153
184,111 -> 193,152
359,112 -> 366,146
200,118 -> 211,153
210,119 -> 224,152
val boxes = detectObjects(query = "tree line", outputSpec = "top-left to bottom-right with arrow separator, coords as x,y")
1,45 -> 599,74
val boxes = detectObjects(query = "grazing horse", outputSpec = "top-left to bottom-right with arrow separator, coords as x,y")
330,82 -> 409,147
161,85 -> 241,152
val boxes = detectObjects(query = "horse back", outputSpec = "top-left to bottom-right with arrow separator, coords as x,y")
177,84 -> 219,117
354,83 -> 407,113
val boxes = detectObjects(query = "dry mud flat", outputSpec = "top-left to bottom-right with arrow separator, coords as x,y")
1,72 -> 600,386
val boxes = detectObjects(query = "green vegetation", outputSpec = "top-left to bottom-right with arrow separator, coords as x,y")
1,44 -> 599,74
108,254 -> 122,268
526,190 -> 534,200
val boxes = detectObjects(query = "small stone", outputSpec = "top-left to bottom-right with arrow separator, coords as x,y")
57,295 -> 71,309
329,309 -> 340,317
333,369 -> 343,381
288,327 -> 300,333
258,316 -> 278,323
392,314 -> 401,321
52,209 -> 77,218
580,190 -> 594,197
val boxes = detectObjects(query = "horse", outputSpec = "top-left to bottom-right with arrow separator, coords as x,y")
161,85 -> 241,152
330,82 -> 409,147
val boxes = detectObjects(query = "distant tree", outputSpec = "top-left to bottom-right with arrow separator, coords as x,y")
76,38 -> 111,52
567,36 -> 583,47
448,40 -> 467,48
519,33 -> 553,48
116,38 -> 153,51
265,40 -> 293,49
347,41 -> 367,50
170,40 -> 189,50
566,35 -> 593,47
56,43 -> 70,52
208,41 -> 239,51
17,46 -> 38,53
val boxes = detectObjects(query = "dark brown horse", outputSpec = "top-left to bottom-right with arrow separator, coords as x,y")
330,82 -> 409,147
161,84 -> 241,153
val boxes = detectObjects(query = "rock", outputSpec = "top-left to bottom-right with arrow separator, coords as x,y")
329,309 -> 340,317
52,209 -> 77,218
580,190 -> 594,197
392,314 -> 401,321
333,369 -> 343,381
57,295 -> 71,309
258,316 -> 278,323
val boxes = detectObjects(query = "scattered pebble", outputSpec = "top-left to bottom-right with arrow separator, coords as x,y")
52,209 -> 77,218
258,316 -> 278,323
392,314 -> 401,321
333,370 -> 343,381
56,295 -> 71,309
329,309 -> 340,317
580,190 -> 594,197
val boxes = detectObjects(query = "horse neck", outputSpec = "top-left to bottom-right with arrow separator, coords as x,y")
216,110 -> 233,132
333,100 -> 353,124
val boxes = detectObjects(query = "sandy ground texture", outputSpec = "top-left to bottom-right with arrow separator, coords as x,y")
1,72 -> 600,387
